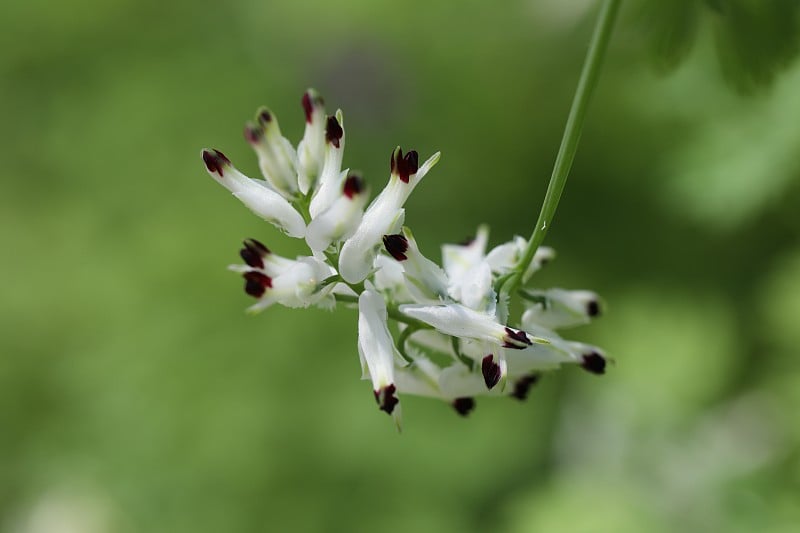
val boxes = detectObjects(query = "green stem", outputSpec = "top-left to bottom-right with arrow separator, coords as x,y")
506,0 -> 621,295
394,326 -> 418,364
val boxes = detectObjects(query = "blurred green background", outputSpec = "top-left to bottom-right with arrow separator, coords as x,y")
2,0 -> 800,531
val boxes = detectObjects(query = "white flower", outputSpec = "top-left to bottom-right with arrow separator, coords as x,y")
243,108 -> 300,199
441,225 -> 489,286
486,236 -> 555,282
512,321 -> 607,375
296,89 -> 327,194
521,288 -> 601,330
305,173 -> 368,253
201,149 -> 306,238
381,227 -> 449,303
338,148 -> 441,283
308,111 -> 347,218
358,289 -> 405,421
372,255 -> 413,303
230,239 -> 335,312
200,89 -> 609,424
394,356 -> 494,416
400,302 -> 548,349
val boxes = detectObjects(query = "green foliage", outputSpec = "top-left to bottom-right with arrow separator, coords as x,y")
639,0 -> 800,91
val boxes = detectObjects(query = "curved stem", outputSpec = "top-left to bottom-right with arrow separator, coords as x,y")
505,0 -> 621,295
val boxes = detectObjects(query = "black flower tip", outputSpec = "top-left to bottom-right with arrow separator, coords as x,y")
301,90 -> 323,123
243,271 -> 272,298
202,149 -> 230,177
581,352 -> 606,375
503,327 -> 532,349
240,238 -> 270,269
481,354 -> 502,389
343,174 -> 364,199
383,234 -> 409,261
586,299 -> 601,317
257,108 -> 272,126
391,147 -> 419,183
374,384 -> 399,415
511,374 -> 541,401
243,122 -> 263,144
325,115 -> 343,148
452,397 -> 475,417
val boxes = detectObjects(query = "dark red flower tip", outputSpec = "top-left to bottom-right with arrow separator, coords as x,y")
452,397 -> 475,417
373,384 -> 399,414
325,115 -> 343,148
586,299 -> 601,317
301,91 -> 324,123
243,123 -> 263,144
391,148 -> 419,183
382,234 -> 409,261
459,236 -> 476,246
343,174 -> 364,199
202,149 -> 230,177
503,327 -> 532,349
481,354 -> 502,389
301,93 -> 313,123
511,374 -> 541,401
581,352 -> 606,375
243,271 -> 272,298
257,109 -> 272,126
239,238 -> 270,269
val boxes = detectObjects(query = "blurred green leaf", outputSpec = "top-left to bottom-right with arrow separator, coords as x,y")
637,0 -> 800,91
643,0 -> 700,72
712,0 -> 800,92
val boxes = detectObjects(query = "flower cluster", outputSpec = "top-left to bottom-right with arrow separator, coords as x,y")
201,90 -> 607,427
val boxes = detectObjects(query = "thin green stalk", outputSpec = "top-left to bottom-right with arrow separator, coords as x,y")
505,0 -> 621,296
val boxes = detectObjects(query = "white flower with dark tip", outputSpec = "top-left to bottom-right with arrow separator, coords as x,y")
199,89 -> 608,426
521,288 -> 602,329
358,289 -> 403,422
230,239 -> 336,312
338,147 -> 441,284
306,173 -> 368,253
201,149 -> 306,237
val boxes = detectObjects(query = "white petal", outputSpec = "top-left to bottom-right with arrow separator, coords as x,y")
442,225 -> 489,281
338,150 -> 440,284
246,256 -> 334,312
439,364 -> 496,398
486,236 -> 555,282
244,109 -> 299,198
400,303 -> 546,348
373,255 -> 413,302
339,206 -> 405,284
448,260 -> 496,314
358,290 -> 402,416
521,288 -> 600,330
505,323 -> 605,375
504,343 -> 570,375
201,149 -> 306,238
309,110 -> 346,218
385,228 -> 449,302
305,175 -> 368,252
233,189 -> 306,238
229,239 -> 301,278
395,356 -> 442,399
297,89 -> 327,194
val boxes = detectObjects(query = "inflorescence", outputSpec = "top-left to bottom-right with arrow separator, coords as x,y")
201,90 -> 607,428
